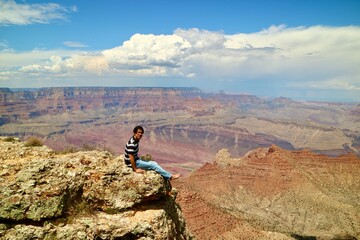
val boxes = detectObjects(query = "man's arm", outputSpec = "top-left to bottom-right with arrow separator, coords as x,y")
129,154 -> 144,173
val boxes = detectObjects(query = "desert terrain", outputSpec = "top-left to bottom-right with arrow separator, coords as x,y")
174,145 -> 360,239
0,87 -> 359,175
1,87 -> 360,239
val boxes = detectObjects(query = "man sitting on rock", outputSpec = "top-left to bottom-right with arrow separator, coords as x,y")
124,125 -> 180,183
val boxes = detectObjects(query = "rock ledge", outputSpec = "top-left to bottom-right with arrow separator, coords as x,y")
0,137 -> 191,239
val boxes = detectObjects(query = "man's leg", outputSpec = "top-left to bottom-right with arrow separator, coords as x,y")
136,159 -> 172,180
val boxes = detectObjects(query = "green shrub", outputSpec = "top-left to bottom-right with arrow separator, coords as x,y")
140,154 -> 152,161
25,137 -> 43,147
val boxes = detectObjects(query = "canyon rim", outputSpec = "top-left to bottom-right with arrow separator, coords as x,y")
0,87 -> 359,239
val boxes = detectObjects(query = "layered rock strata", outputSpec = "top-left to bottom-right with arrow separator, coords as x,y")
1,87 -> 359,175
0,137 -> 191,239
0,87 -> 203,122
174,145 -> 360,239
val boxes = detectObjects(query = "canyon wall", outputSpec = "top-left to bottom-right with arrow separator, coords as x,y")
0,87 -> 202,122
1,87 -> 359,239
0,87 -> 359,175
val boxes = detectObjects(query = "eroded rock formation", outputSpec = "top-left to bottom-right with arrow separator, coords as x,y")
1,87 -> 359,175
0,137 -> 192,239
174,145 -> 360,239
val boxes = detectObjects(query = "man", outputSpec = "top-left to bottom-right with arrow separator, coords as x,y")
124,125 -> 180,180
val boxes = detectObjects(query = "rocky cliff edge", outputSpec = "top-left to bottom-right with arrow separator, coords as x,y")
0,137 -> 191,239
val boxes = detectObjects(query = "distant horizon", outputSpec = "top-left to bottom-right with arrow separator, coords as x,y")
1,1 -> 359,102
4,85 -> 359,103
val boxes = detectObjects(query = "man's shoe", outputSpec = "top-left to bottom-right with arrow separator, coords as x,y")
171,173 -> 181,180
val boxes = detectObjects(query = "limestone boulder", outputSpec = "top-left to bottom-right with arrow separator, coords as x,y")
0,137 -> 191,239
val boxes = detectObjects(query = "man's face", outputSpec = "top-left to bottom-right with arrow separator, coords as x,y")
134,129 -> 143,141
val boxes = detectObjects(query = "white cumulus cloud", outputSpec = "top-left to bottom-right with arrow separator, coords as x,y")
100,33 -> 192,77
0,0 -> 76,26
1,25 -> 359,100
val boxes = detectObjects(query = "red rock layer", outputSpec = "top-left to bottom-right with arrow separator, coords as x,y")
174,145 -> 360,239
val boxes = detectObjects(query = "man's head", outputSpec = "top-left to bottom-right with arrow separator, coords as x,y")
133,125 -> 144,141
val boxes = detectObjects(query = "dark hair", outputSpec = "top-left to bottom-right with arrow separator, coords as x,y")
133,125 -> 144,134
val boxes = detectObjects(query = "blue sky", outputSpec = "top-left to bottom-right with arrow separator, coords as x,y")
1,0 -> 360,102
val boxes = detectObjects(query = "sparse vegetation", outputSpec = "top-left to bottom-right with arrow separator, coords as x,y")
58,146 -> 78,154
24,137 -> 43,147
140,154 -> 152,161
3,137 -> 16,142
81,143 -> 98,151
57,143 -> 116,155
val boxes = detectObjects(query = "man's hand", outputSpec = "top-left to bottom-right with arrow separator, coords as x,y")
129,154 -> 144,173
135,168 -> 145,173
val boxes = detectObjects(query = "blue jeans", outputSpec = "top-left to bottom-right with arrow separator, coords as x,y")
136,159 -> 172,180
